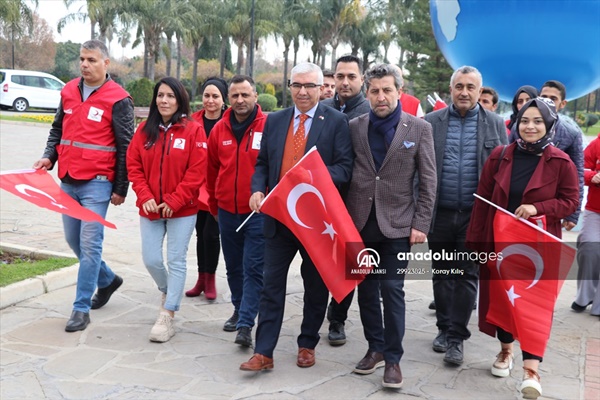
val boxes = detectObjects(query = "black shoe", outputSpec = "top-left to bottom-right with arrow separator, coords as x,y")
432,330 -> 448,353
429,300 -> 436,310
444,341 -> 464,365
328,320 -> 346,346
223,310 -> 239,332
65,310 -> 90,332
571,301 -> 592,312
235,326 -> 253,347
91,275 -> 123,310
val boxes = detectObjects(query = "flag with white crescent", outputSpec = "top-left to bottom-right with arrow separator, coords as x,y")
0,169 -> 117,229
487,212 -> 575,356
258,147 -> 365,303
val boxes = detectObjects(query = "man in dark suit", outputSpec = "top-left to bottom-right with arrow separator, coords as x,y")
424,65 -> 507,366
347,64 -> 437,388
240,62 -> 353,371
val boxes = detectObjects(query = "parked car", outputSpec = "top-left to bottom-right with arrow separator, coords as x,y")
0,69 -> 65,112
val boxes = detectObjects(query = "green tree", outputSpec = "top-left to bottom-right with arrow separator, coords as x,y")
0,0 -> 38,68
59,0 -> 122,44
52,41 -> 81,82
396,0 -> 452,101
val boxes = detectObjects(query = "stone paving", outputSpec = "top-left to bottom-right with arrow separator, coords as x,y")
1,121 -> 599,399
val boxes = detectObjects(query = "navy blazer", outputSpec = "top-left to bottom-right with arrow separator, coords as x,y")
251,103 -> 354,237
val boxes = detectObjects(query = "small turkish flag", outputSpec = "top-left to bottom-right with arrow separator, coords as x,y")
433,100 -> 447,111
0,169 -> 117,229
259,147 -> 365,303
487,212 -> 575,356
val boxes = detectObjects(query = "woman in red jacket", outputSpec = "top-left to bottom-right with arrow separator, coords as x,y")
572,132 -> 600,316
185,77 -> 228,300
467,97 -> 578,399
127,77 -> 207,343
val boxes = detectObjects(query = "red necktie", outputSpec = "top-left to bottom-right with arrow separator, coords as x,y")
294,114 -> 309,155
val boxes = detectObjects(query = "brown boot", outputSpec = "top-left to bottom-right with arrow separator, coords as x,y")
185,272 -> 205,297
204,273 -> 217,300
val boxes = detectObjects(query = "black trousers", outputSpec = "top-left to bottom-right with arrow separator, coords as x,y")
194,210 -> 220,274
429,207 -> 478,342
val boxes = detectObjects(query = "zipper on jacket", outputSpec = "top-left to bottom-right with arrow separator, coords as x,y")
167,132 -> 173,155
246,129 -> 253,152
158,131 -> 167,204
458,117 -> 465,210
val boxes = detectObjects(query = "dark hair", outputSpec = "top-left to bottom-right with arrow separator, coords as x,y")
541,80 -> 566,101
229,75 -> 256,91
143,77 -> 191,148
322,69 -> 335,78
481,86 -> 498,105
335,54 -> 363,73
364,64 -> 403,90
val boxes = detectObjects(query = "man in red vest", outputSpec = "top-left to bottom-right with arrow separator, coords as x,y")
33,39 -> 134,332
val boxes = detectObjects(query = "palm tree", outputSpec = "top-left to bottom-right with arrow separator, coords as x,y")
274,0 -> 302,107
0,0 -> 38,68
59,0 -> 122,44
184,0 -> 216,100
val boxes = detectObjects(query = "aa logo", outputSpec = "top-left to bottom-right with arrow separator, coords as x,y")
356,248 -> 380,269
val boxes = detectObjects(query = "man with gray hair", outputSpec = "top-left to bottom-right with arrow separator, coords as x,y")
240,62 -> 353,371
424,66 -> 507,365
347,63 -> 436,388
33,39 -> 134,332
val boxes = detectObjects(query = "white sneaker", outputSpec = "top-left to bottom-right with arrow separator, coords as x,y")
491,350 -> 514,377
520,367 -> 542,399
149,312 -> 175,342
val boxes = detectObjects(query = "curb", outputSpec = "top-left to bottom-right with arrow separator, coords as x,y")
0,242 -> 78,309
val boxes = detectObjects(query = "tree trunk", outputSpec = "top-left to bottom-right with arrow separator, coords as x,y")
191,43 -> 199,101
143,38 -> 149,78
236,41 -> 244,75
165,34 -> 172,77
219,37 -> 227,78
331,44 -> 338,70
176,36 -> 182,80
293,37 -> 299,67
282,38 -> 291,108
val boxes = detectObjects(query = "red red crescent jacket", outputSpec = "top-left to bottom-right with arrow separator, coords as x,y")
57,78 -> 130,182
127,118 -> 208,220
584,133 -> 600,213
207,105 -> 266,215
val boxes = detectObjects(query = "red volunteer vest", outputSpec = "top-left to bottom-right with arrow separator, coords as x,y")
400,93 -> 421,117
58,78 -> 130,182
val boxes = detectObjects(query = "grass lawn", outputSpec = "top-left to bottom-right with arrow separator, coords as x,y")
0,251 -> 77,287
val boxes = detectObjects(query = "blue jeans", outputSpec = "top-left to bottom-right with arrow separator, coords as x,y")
140,214 -> 196,312
218,208 -> 264,329
61,180 -> 115,313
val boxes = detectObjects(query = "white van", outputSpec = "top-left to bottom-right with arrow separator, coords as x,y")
0,69 -> 65,112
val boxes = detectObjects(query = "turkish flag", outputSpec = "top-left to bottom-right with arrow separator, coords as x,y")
259,147 -> 365,303
487,212 -> 576,356
0,169 -> 117,229
433,100 -> 447,111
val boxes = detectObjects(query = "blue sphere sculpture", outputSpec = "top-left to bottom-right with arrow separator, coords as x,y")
430,0 -> 600,101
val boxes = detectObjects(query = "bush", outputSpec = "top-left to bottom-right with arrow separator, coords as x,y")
257,93 -> 277,111
264,83 -> 276,96
126,78 -> 154,107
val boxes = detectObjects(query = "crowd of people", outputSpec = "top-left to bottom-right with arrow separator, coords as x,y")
32,39 -> 598,400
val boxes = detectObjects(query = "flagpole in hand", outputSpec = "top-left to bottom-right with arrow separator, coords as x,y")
473,193 -> 565,243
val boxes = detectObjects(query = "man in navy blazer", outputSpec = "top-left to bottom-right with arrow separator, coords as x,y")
240,62 -> 353,371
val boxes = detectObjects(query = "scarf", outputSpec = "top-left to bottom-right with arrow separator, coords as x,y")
515,97 -> 557,155
369,100 -> 402,148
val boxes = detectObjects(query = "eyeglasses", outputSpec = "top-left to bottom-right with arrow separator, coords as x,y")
289,82 -> 321,90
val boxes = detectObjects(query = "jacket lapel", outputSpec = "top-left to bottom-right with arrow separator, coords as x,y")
380,113 -> 411,170
306,104 -> 325,151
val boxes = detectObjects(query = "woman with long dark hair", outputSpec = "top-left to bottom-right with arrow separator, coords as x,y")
185,77 -> 228,300
127,77 -> 207,342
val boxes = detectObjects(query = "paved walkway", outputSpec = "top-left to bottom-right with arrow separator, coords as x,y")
1,121 -> 598,399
